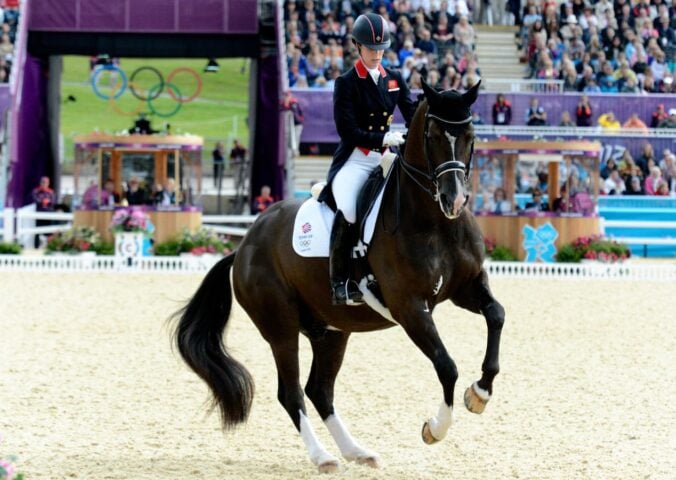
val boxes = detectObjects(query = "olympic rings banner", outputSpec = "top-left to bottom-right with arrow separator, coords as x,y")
90,65 -> 203,118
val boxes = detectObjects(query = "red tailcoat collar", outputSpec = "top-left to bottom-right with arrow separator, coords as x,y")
354,59 -> 387,79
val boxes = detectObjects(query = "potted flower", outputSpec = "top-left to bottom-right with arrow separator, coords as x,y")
154,228 -> 233,257
109,207 -> 154,257
45,226 -> 110,255
483,236 -> 518,262
555,234 -> 630,263
1,436 -> 25,480
0,242 -> 22,255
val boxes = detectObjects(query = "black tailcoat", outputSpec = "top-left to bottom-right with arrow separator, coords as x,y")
318,59 -> 417,205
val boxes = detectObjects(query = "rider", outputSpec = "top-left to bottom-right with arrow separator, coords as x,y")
318,13 -> 417,306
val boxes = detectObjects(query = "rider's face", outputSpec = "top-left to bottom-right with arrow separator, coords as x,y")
359,45 -> 384,69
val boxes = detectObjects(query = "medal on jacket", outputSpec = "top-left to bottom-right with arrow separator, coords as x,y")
387,79 -> 399,92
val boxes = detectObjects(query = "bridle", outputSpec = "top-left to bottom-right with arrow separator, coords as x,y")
398,107 -> 475,202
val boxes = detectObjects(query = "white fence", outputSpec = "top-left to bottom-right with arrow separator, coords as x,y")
0,207 -> 259,247
483,79 -> 564,93
0,254 -> 674,280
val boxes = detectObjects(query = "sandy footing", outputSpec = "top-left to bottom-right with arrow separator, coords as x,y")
1,272 -> 674,479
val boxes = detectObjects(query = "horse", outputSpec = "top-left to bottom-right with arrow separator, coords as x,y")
174,80 -> 505,473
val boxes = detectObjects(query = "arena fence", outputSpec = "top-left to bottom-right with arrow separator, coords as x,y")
0,255 -> 673,281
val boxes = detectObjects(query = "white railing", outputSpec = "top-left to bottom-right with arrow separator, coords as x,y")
473,125 -> 675,138
1,254 -> 674,280
483,79 -> 564,93
201,214 -> 258,237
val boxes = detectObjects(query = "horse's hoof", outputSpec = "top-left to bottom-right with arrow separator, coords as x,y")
354,454 -> 381,469
464,382 -> 490,414
421,421 -> 440,445
317,459 -> 340,474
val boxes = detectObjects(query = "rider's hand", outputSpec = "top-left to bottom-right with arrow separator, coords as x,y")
382,131 -> 405,147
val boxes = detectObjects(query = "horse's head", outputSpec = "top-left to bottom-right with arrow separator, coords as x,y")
413,79 -> 480,219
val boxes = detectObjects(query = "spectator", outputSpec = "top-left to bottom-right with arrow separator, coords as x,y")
624,176 -> 644,195
471,110 -> 484,125
603,170 -> 626,195
524,188 -> 549,211
575,94 -> 593,126
212,141 -> 224,188
644,166 -> 664,195
637,143 -> 656,176
31,176 -> 55,248
650,104 -> 668,128
492,187 -> 512,214
281,90 -> 304,155
657,109 -> 676,129
622,113 -> 648,131
492,93 -> 512,125
229,138 -> 247,172
525,97 -> 547,126
102,178 -> 120,207
252,185 -> 275,214
597,111 -> 621,130
600,158 -> 618,180
655,181 -> 670,196
125,177 -> 147,206
559,111 -> 575,127
155,178 -> 177,206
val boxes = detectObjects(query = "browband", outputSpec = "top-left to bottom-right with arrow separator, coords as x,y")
426,113 -> 473,125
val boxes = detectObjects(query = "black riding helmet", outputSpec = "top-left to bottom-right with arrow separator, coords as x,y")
352,13 -> 391,50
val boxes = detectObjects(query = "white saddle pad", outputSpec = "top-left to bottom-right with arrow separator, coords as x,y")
292,187 -> 386,258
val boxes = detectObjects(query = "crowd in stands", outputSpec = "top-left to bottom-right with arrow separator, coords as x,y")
0,1 -> 20,83
484,93 -> 676,128
519,0 -> 675,93
285,0 -> 481,91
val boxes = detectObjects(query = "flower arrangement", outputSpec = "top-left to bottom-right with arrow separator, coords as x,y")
154,228 -> 234,256
45,226 -> 113,255
109,207 -> 153,235
555,234 -> 631,263
483,236 -> 518,261
1,436 -> 25,480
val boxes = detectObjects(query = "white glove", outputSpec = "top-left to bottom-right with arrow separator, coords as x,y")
382,131 -> 405,147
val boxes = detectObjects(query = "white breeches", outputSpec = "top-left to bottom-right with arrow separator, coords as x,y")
332,148 -> 383,224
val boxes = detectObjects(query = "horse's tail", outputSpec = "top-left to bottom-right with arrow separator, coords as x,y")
173,252 -> 254,429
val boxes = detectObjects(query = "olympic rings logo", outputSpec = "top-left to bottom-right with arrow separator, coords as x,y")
90,65 -> 203,118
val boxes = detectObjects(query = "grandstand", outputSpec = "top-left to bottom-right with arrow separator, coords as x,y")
283,0 -> 675,257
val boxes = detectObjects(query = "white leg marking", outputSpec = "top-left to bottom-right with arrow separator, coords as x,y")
299,411 -> 339,467
472,381 -> 491,400
427,401 -> 454,441
358,278 -> 399,325
433,275 -> 443,295
325,412 -> 379,464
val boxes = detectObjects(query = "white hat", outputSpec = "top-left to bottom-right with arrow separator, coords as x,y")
567,14 -> 578,24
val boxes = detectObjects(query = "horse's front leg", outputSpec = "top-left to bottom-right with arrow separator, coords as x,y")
455,270 -> 505,414
399,304 -> 458,444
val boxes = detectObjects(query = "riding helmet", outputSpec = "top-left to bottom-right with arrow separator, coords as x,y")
352,13 -> 391,50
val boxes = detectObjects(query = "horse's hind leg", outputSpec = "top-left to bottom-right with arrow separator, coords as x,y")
305,330 -> 380,468
269,337 -> 341,473
454,270 -> 505,414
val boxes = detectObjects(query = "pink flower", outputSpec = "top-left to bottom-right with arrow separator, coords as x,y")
584,250 -> 597,260
0,459 -> 15,479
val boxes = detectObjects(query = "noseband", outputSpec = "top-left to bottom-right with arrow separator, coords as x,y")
398,109 -> 474,201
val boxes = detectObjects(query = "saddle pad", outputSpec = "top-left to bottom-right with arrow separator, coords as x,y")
292,188 -> 386,258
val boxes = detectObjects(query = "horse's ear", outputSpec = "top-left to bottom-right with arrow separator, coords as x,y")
462,80 -> 481,106
421,78 -> 438,102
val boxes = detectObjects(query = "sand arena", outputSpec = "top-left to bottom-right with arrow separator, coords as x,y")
1,271 -> 674,479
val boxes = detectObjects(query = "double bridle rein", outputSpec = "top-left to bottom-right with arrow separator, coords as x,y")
397,108 -> 475,202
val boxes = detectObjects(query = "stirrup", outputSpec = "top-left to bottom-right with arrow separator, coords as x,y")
331,280 -> 364,306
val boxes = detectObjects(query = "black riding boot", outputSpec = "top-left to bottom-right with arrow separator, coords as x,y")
330,211 -> 364,306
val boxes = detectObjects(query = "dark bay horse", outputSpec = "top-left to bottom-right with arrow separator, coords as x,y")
174,80 -> 505,473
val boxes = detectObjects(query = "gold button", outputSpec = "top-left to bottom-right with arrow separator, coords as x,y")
369,113 -> 374,117
368,126 -> 373,130
383,112 -> 388,116
380,126 -> 385,131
